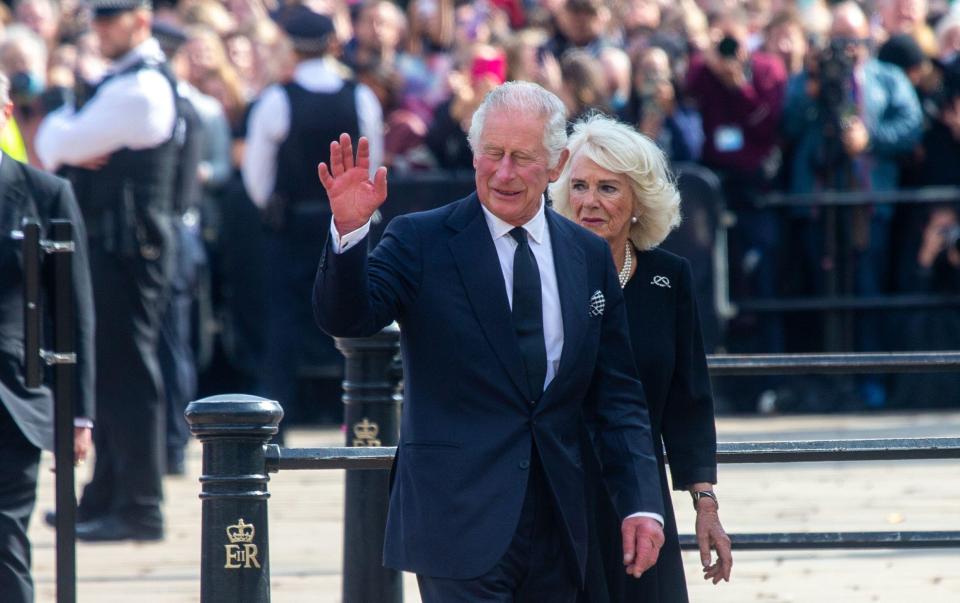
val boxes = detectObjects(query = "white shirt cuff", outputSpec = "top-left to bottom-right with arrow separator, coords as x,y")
626,511 -> 664,526
329,219 -> 372,254
74,418 -> 94,429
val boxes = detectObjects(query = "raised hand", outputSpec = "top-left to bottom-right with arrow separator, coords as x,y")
318,133 -> 388,234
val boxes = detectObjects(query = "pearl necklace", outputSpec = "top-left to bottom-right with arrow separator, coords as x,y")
618,242 -> 633,289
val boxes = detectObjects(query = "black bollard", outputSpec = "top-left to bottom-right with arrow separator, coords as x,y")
185,394 -> 283,603
337,324 -> 403,603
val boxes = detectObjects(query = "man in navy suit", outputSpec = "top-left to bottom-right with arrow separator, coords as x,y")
314,81 -> 664,601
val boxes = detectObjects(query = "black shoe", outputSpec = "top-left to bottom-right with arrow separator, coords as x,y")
165,450 -> 186,476
44,508 -> 103,528
76,515 -> 164,542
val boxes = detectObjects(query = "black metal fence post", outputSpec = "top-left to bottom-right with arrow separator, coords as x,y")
184,394 -> 283,603
336,324 -> 403,603
48,221 -> 78,603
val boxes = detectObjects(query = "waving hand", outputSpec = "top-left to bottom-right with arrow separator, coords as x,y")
318,133 -> 388,234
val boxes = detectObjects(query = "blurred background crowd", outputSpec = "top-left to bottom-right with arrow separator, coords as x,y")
4,0 -> 960,434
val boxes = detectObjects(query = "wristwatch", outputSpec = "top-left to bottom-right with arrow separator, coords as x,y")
690,490 -> 718,510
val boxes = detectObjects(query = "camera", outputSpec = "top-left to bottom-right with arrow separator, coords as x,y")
717,36 -> 739,59
811,38 -> 860,172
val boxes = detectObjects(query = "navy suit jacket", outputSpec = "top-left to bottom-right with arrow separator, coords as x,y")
0,153 -> 95,451
313,193 -> 663,580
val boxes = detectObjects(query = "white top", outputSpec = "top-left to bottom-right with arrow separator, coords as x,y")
330,200 -> 663,525
36,38 -> 176,171
241,58 -> 384,207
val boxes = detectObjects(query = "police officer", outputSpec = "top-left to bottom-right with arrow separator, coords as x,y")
0,71 -> 95,603
35,0 -> 178,541
242,5 -> 383,434
152,20 -> 206,477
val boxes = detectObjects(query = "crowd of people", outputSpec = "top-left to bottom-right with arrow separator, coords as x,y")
0,0 -> 957,420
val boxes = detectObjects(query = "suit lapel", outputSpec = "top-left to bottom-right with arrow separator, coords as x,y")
447,195 -> 530,400
545,209 -> 587,395
0,153 -> 28,230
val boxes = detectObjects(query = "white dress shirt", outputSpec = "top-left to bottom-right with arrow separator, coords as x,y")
36,38 -> 176,171
330,200 -> 662,525
242,58 -> 384,207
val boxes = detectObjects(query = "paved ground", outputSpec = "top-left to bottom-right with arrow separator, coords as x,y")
29,411 -> 960,602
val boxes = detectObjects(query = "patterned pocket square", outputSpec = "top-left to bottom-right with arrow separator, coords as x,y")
588,290 -> 605,317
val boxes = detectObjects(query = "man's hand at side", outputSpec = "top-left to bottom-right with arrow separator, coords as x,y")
622,515 -> 664,577
317,133 -> 388,234
74,427 -> 92,466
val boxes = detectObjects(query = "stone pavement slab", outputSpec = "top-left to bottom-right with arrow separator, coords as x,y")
28,412 -> 960,602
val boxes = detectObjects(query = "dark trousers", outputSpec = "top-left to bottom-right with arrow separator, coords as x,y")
260,210 -> 341,439
78,246 -> 170,528
417,449 -> 578,603
160,222 -> 202,463
0,404 -> 41,603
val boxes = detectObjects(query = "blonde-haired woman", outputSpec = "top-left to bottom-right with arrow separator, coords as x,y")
550,113 -> 732,602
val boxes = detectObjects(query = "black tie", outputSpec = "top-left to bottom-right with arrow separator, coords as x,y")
509,227 -> 547,401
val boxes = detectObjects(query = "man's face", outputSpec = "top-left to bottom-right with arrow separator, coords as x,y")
830,12 -> 871,66
882,0 -> 927,36
356,4 -> 402,52
560,6 -> 605,46
473,109 -> 568,227
92,11 -> 140,60
16,0 -> 57,44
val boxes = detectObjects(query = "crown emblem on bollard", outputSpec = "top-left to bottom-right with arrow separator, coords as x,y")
224,518 -> 261,569
226,519 -> 255,544
352,418 -> 381,447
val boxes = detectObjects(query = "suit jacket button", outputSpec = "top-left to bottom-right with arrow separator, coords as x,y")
519,460 -> 530,470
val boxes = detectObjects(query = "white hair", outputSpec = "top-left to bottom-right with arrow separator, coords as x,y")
467,80 -> 568,166
548,113 -> 681,251
0,24 -> 49,76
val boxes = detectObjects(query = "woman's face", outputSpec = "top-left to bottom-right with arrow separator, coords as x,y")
567,152 -> 636,246
185,36 -> 220,81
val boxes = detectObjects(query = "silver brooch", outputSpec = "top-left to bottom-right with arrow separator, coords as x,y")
651,275 -> 671,288
588,290 -> 605,317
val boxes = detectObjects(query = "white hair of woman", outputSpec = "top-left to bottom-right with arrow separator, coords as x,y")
467,80 -> 568,166
549,112 -> 681,251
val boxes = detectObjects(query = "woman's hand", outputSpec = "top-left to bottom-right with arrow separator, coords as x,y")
691,486 -> 732,584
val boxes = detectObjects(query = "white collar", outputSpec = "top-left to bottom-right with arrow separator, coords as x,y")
107,38 -> 165,76
480,196 -> 547,244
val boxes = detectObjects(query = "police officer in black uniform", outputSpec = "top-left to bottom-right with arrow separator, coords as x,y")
242,5 -> 383,435
35,0 -> 178,541
152,20 -> 206,477
0,70 -> 95,603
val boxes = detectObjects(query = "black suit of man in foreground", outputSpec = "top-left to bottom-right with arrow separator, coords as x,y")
313,81 -> 665,601
0,73 -> 95,603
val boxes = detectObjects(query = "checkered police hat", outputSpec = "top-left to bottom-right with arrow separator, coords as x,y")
87,0 -> 152,18
273,5 -> 335,54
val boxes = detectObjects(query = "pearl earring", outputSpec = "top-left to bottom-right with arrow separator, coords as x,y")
630,216 -> 639,224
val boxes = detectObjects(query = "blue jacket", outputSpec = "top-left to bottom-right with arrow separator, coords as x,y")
313,194 -> 663,581
783,58 -> 921,214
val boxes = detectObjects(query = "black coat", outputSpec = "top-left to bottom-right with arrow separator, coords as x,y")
0,153 -> 95,451
314,194 -> 664,581
583,247 -> 717,603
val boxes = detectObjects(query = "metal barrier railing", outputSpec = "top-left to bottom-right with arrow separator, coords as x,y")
706,351 -> 960,375
185,326 -> 960,603
756,186 -> 960,207
17,221 -> 80,603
